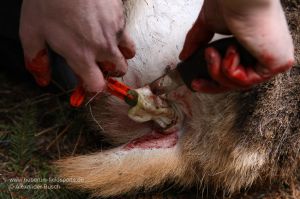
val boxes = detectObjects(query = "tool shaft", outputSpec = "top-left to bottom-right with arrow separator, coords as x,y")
107,78 -> 138,106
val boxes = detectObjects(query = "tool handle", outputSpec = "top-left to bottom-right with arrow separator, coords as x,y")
177,37 -> 257,91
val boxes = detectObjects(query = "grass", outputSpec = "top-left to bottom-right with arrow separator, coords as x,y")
0,72 -> 93,199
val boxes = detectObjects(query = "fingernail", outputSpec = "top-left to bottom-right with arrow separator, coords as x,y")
70,85 -> 86,107
101,61 -> 116,72
101,61 -> 126,77
119,46 -> 135,59
25,49 -> 51,87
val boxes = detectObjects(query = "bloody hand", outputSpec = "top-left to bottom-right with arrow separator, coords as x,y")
180,0 -> 295,93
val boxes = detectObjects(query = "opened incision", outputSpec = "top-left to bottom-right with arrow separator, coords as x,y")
106,78 -> 183,131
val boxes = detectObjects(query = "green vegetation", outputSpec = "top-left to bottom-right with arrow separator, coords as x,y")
0,73 -> 91,199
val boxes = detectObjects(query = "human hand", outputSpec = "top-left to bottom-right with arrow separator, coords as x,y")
20,0 -> 135,92
180,0 -> 295,93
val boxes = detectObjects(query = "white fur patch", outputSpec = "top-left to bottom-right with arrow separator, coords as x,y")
123,0 -> 203,87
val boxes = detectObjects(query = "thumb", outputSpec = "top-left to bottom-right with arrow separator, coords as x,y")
20,28 -> 51,87
179,11 -> 214,60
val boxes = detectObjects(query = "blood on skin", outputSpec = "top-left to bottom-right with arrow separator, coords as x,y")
124,131 -> 178,150
259,52 -> 294,73
260,52 -> 275,66
225,52 -> 237,70
25,49 -> 51,87
191,79 -> 230,93
168,90 -> 193,117
100,61 -> 116,72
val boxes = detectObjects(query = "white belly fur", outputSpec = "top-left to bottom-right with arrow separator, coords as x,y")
123,0 -> 203,87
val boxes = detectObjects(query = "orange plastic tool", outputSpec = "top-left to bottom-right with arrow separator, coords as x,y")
70,78 -> 138,107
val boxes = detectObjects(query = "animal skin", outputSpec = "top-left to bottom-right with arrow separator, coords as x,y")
55,0 -> 300,197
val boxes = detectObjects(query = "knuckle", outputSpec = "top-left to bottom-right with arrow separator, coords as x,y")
260,52 -> 295,74
109,47 -> 120,57
19,29 -> 33,47
92,79 -> 106,92
279,56 -> 295,72
114,60 -> 127,76
77,57 -> 92,70
118,11 -> 126,28
116,57 -> 127,69
102,39 -> 118,55
19,24 -> 38,43
68,55 -> 93,73
19,28 -> 26,42
283,56 -> 295,70
85,79 -> 105,93
19,22 -> 28,37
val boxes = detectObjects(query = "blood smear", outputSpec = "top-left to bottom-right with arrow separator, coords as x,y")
124,131 -> 178,150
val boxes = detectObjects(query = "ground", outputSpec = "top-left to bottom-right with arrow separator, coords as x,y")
0,1 -> 299,198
